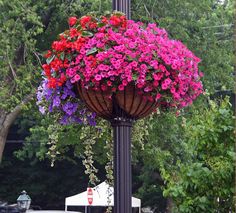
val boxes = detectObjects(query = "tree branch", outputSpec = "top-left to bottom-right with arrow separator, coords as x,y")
6,49 -> 17,79
33,51 -> 43,67
4,92 -> 35,129
143,3 -> 151,17
151,0 -> 158,19
0,113 -> 7,127
9,81 -> 16,96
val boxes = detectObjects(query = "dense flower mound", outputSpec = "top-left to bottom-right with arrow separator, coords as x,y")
37,12 -> 203,125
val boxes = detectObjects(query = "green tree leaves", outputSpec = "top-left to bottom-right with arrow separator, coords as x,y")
162,98 -> 234,212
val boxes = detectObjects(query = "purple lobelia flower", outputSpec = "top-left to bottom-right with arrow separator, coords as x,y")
36,90 -> 43,103
61,87 -> 75,99
66,80 -> 73,89
36,79 -> 47,103
39,106 -> 46,114
48,103 -> 53,112
60,115 -> 69,125
45,89 -> 53,100
62,102 -> 78,116
74,117 -> 83,124
86,113 -> 96,126
53,96 -> 61,108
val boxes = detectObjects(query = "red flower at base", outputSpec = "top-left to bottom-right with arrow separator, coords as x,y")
44,50 -> 52,58
110,15 -> 121,26
48,78 -> 57,88
42,64 -> 51,77
80,16 -> 92,29
68,17 -> 77,26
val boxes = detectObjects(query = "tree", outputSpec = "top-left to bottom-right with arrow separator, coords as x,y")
135,112 -> 187,212
0,0 -> 42,162
162,98 -> 234,212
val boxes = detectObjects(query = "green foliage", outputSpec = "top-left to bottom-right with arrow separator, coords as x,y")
135,111 -> 188,210
17,112 -> 151,182
0,0 -> 43,111
162,98 -> 234,212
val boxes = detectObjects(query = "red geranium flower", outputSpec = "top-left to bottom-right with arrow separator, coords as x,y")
42,64 -> 51,77
80,16 -> 92,29
101,16 -> 108,24
89,22 -> 97,29
68,17 -> 77,26
69,28 -> 80,38
48,78 -> 57,88
44,50 -> 52,58
110,15 -> 121,26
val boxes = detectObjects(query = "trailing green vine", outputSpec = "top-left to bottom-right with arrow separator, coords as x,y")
104,126 -> 113,213
80,125 -> 99,186
47,123 -> 61,167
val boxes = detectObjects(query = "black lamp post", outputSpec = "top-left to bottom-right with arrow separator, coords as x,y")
17,191 -> 31,212
111,103 -> 132,213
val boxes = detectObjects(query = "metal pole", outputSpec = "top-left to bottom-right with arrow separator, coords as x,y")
111,91 -> 133,213
111,118 -> 132,213
112,0 -> 131,19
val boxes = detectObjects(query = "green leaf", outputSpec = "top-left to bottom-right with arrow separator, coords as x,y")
60,52 -> 65,60
46,55 -> 55,64
82,31 -> 93,37
66,54 -> 72,61
132,73 -> 138,80
86,47 -> 98,56
97,23 -> 105,28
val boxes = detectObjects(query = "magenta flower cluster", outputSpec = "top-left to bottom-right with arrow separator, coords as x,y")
66,21 -> 203,108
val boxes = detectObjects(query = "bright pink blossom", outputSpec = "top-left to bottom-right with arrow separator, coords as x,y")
95,74 -> 102,81
118,84 -> 124,91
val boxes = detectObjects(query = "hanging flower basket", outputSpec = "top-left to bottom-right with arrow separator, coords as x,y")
77,83 -> 159,120
37,12 -> 203,125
